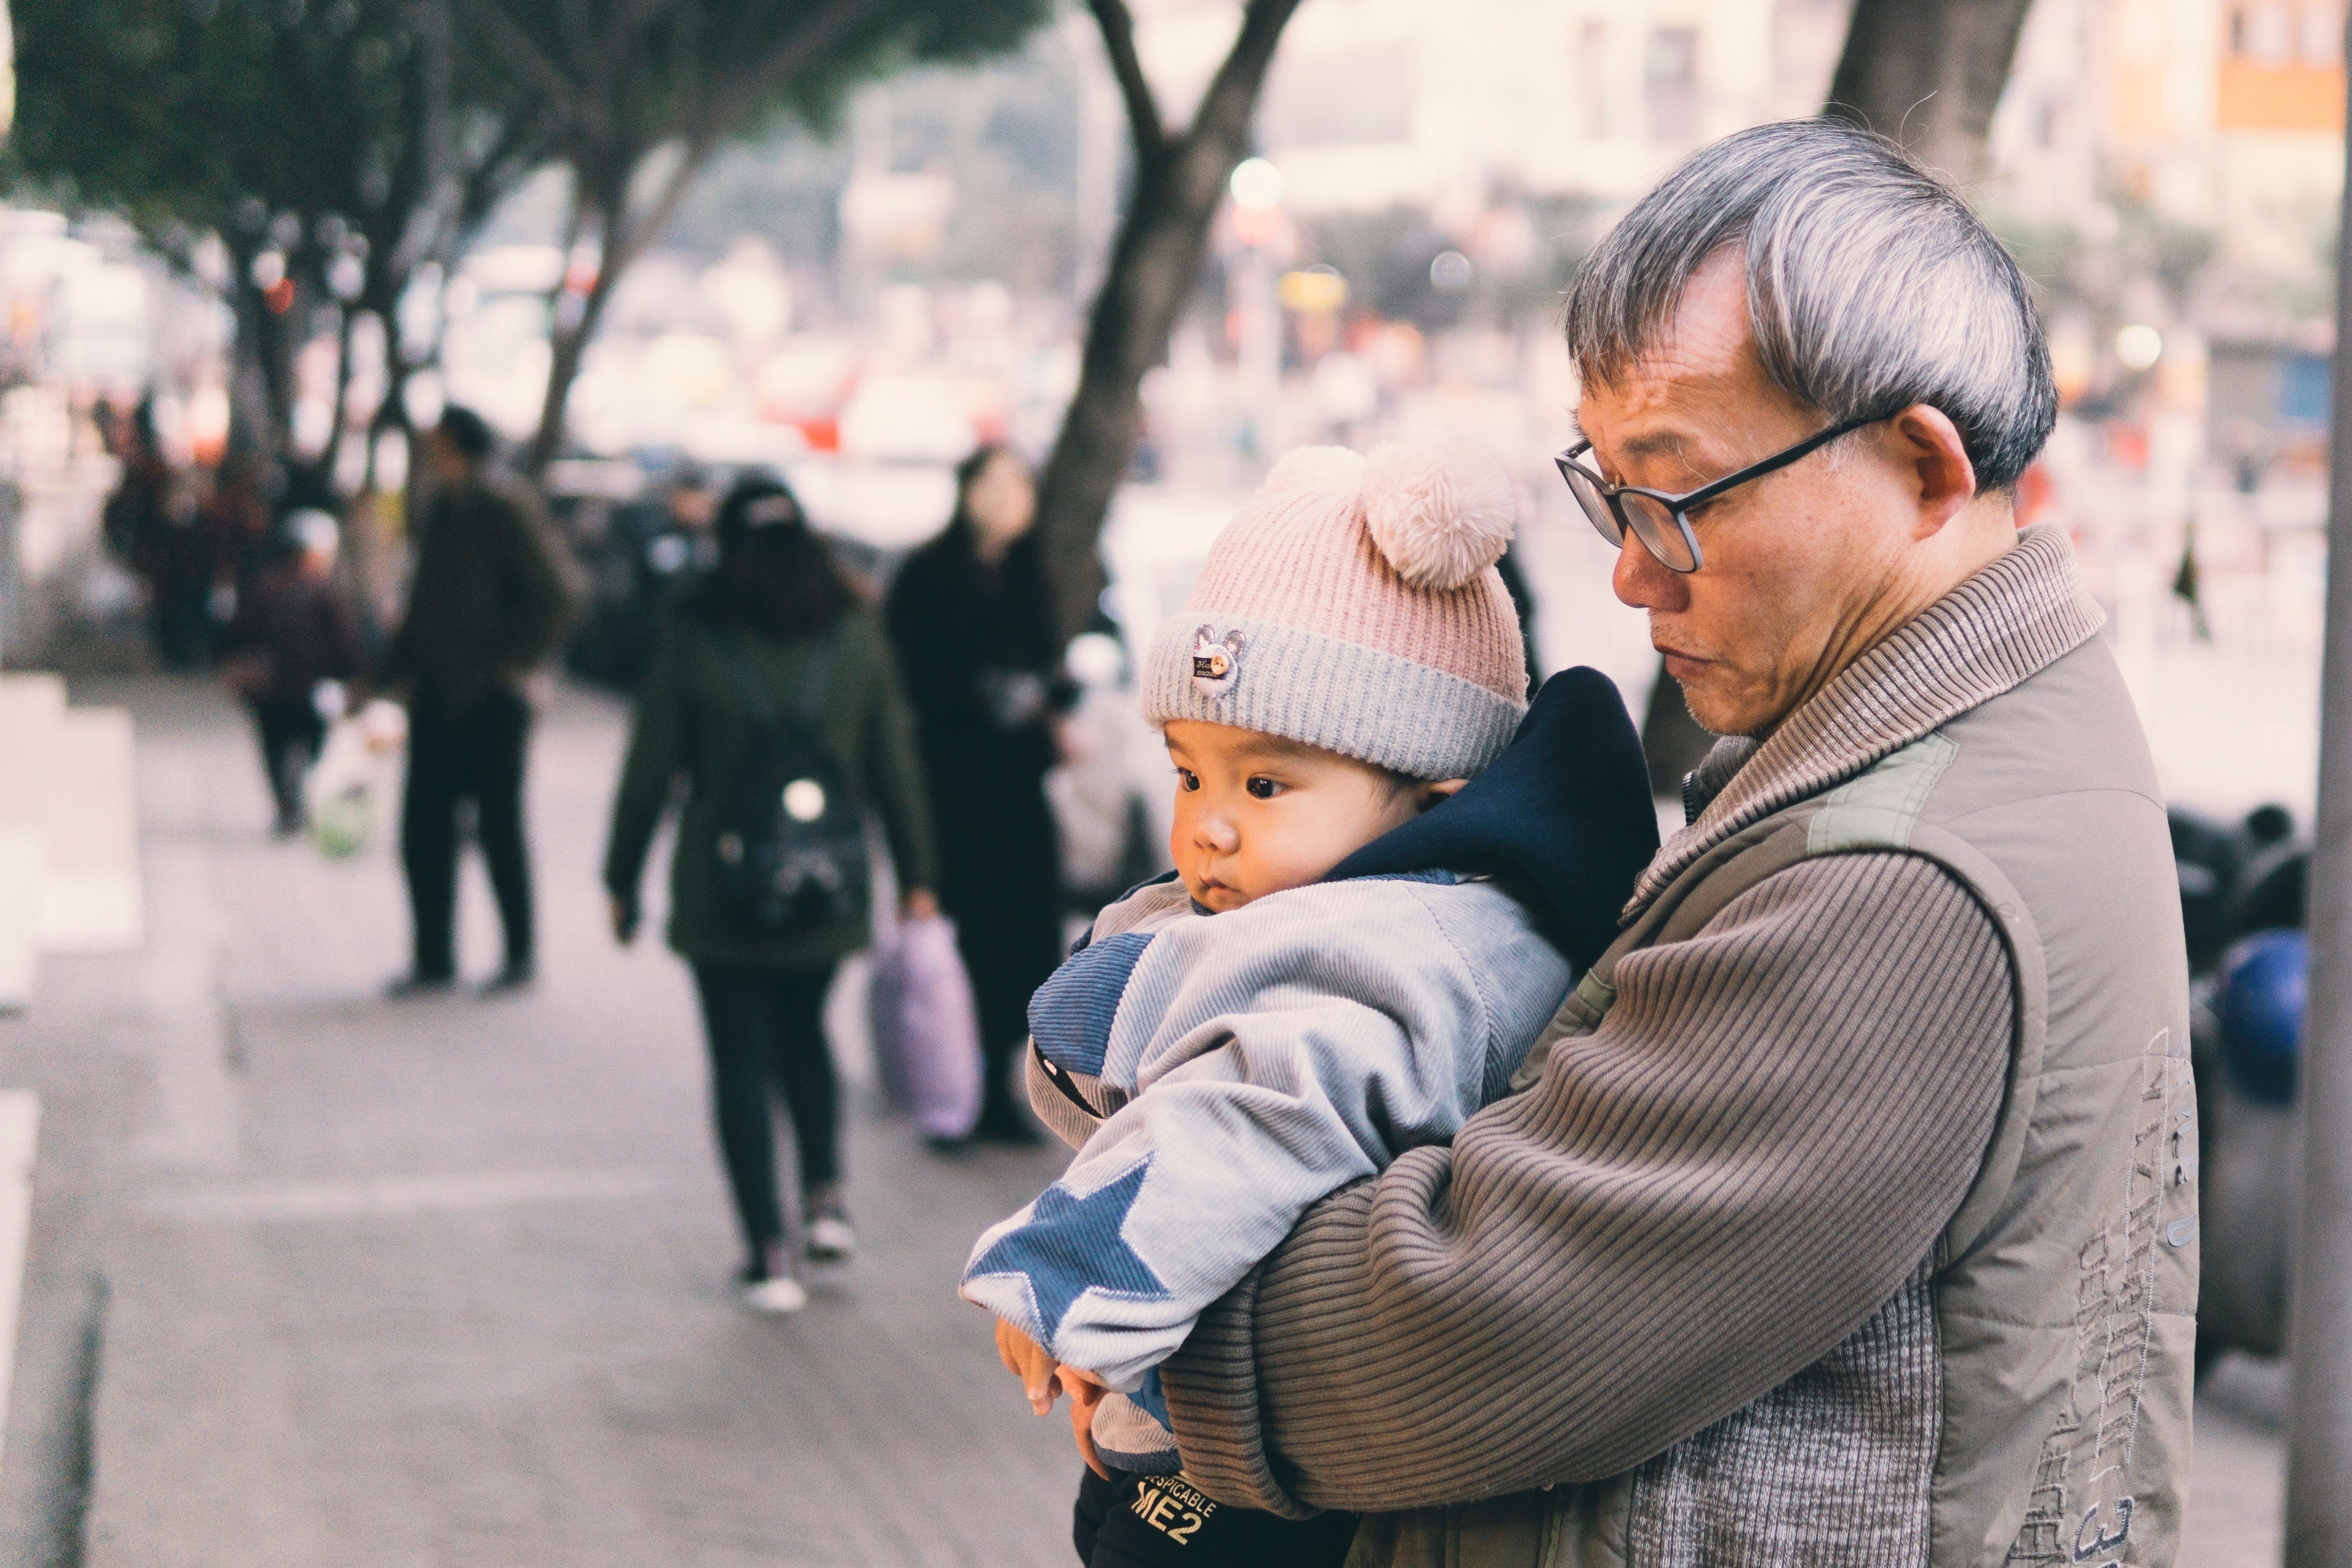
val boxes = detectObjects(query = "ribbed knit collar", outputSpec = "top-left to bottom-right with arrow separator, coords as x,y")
1626,523 -> 2106,916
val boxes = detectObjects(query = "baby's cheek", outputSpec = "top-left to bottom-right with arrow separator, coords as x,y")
1236,841 -> 1324,902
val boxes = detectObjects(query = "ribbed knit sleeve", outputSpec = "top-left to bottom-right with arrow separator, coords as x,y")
1160,851 -> 2013,1516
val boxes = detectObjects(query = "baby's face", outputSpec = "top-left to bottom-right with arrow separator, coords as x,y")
1163,720 -> 1453,912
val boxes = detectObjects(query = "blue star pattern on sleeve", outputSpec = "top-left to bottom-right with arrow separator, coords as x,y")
965,1158 -> 1171,1342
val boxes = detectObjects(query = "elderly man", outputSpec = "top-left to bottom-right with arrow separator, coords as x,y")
1158,120 -> 2196,1566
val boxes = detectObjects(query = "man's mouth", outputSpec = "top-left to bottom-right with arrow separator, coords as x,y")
1657,644 -> 1711,681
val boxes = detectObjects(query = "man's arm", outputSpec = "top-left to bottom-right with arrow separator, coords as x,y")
1161,851 -> 2013,1516
495,490 -> 578,673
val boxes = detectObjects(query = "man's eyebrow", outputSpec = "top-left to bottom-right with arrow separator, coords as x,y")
1570,413 -> 1693,468
1618,428 -> 1692,460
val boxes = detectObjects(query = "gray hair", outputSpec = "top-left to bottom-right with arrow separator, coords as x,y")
1563,119 -> 2055,493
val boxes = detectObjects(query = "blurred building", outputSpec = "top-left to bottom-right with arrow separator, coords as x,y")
1133,0 -> 1850,216
1994,0 -> 2344,261
1987,0 -> 2345,481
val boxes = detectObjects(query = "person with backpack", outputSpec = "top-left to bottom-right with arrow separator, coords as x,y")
603,476 -> 938,1312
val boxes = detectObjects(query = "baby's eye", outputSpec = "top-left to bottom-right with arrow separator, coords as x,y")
1176,768 -> 1200,791
1245,776 -> 1283,800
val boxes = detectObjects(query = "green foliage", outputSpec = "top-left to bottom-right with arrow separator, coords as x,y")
465,0 -> 1055,196
10,0 -> 448,267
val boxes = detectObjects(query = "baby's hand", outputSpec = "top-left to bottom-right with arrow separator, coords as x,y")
1065,1369 -> 1111,1480
995,1318 -> 1065,1414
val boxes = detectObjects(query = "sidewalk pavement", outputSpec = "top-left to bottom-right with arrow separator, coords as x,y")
0,676 -> 1081,1565
0,674 -> 2293,1565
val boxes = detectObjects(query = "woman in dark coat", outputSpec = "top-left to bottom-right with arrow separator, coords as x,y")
884,445 -> 1070,1145
604,477 -> 937,1312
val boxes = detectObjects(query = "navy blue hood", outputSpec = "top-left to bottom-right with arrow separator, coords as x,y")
1325,667 -> 1659,974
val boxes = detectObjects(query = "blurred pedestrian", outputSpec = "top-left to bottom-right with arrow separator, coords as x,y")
885,445 -> 1071,1145
603,477 -> 938,1312
216,509 -> 362,836
379,406 -> 576,997
2173,520 -> 2211,642
103,398 -> 217,669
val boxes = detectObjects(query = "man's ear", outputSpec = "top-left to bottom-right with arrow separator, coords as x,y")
1416,778 -> 1468,812
1886,402 -> 1978,539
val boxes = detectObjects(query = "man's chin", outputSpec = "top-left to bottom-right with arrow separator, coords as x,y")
1677,677 -> 1766,740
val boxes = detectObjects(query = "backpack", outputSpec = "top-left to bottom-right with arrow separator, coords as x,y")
710,630 -> 870,936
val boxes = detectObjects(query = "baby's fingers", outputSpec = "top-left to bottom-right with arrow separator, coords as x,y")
994,1319 -> 1025,1379
1070,1395 -> 1111,1481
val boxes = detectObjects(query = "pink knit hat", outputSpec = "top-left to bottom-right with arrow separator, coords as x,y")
1143,438 -> 1528,780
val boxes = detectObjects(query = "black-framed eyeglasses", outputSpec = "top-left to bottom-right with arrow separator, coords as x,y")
1554,411 -> 1893,573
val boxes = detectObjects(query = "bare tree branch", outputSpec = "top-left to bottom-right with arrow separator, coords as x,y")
1184,0 -> 1303,154
472,1 -> 599,143
1085,0 -> 1163,163
689,0 -> 881,148
603,140 -> 714,280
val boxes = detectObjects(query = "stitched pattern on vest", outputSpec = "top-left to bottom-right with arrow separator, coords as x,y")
1805,733 -> 1959,855
1624,1258 -> 1938,1568
2005,1027 -> 2187,1566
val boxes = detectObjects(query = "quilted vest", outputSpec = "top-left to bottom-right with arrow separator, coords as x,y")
1356,634 -> 2198,1568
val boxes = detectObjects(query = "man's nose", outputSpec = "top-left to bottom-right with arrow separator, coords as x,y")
1612,534 -> 1688,612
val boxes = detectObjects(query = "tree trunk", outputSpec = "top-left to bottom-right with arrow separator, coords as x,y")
520,150 -> 709,479
1823,0 -> 2038,183
226,275 -> 298,467
1033,0 -> 1305,645
1033,150 -> 1231,644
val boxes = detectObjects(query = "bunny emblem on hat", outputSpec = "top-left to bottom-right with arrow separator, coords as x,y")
1190,626 -> 1246,696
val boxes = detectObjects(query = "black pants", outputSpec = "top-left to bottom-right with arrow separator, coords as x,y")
251,698 -> 324,830
691,964 -> 840,1259
1074,1468 -> 1357,1567
401,689 -> 533,980
933,772 -> 1064,1134
936,885 -> 1059,1132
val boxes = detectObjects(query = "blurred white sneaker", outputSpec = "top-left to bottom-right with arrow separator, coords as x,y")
742,1275 -> 809,1314
806,1214 -> 857,1262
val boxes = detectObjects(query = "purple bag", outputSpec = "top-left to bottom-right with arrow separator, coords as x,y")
869,913 -> 984,1139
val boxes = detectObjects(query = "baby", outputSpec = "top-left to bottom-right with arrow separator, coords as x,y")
960,439 -> 1654,1566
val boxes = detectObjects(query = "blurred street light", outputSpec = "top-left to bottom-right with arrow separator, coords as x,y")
1430,249 -> 1474,292
1229,157 -> 1284,210
2115,323 -> 2163,371
1277,266 -> 1347,313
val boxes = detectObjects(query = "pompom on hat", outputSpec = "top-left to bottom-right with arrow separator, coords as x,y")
1143,436 -> 1529,781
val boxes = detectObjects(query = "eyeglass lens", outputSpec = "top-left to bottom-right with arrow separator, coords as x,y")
1560,465 -> 1697,572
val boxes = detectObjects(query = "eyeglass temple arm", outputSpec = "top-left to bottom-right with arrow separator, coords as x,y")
1673,412 -> 1889,510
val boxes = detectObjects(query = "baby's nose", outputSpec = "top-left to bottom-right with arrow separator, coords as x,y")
1192,813 -> 1239,853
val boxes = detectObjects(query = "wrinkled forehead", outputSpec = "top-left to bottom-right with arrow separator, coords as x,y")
1572,249 -> 1793,458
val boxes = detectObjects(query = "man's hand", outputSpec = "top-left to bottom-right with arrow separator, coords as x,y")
996,1318 -> 1064,1415
609,895 -> 640,945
